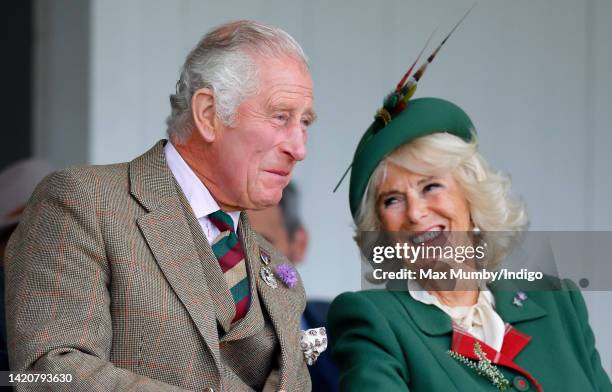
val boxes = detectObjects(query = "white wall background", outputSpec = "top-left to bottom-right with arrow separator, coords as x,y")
35,0 -> 612,375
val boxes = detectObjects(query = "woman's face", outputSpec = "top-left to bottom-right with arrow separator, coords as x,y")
376,161 -> 472,236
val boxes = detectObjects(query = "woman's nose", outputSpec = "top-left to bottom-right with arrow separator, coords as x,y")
405,194 -> 428,225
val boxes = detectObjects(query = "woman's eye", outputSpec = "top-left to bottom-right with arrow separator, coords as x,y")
383,196 -> 400,208
423,183 -> 442,193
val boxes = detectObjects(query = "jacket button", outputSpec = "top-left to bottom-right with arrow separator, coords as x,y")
203,388 -> 214,392
512,375 -> 530,391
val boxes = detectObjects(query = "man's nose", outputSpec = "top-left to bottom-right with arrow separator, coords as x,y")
282,122 -> 307,161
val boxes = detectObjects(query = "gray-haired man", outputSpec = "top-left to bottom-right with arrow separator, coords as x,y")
6,20 -> 315,391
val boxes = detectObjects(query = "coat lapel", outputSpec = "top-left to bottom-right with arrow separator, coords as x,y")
246,215 -> 304,391
388,278 -> 548,391
450,325 -> 543,392
490,281 -> 547,325
387,280 -> 453,336
389,278 -> 548,336
130,140 -> 221,360
178,190 -> 237,334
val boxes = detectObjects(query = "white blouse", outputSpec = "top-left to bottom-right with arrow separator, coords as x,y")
407,281 -> 506,351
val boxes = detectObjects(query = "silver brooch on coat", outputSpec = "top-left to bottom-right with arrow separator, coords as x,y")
512,290 -> 528,307
259,249 -> 278,289
300,327 -> 328,366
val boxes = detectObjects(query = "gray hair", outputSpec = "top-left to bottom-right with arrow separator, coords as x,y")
166,20 -> 308,144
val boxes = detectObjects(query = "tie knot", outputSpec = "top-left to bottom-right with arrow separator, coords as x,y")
209,210 -> 235,233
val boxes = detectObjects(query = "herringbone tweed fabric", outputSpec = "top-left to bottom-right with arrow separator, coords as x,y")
5,140 -> 311,391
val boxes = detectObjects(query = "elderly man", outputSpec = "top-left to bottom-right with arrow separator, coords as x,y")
5,20 -> 315,392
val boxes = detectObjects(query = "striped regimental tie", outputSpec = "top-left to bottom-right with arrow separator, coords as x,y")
208,210 -> 250,323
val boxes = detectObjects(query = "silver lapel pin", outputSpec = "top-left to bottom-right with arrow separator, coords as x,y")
259,249 -> 278,289
512,290 -> 528,307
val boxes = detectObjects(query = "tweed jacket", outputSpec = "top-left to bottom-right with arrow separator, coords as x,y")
329,278 -> 612,391
5,140 -> 311,391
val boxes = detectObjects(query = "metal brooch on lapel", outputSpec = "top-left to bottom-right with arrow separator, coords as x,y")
512,291 -> 528,307
259,248 -> 278,289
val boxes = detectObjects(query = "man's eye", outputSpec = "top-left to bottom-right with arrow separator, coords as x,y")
274,113 -> 289,123
301,118 -> 311,128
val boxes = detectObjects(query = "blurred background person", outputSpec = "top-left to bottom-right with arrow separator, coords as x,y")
248,182 -> 339,392
248,183 -> 308,265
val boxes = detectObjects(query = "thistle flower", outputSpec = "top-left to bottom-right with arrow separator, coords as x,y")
276,263 -> 298,288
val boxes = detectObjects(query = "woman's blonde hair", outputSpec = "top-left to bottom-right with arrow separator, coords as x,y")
355,132 -> 528,269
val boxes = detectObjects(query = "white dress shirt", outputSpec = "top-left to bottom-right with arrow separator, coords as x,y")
407,280 -> 505,351
164,141 -> 240,244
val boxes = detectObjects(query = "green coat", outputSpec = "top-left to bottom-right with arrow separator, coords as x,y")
329,279 -> 611,391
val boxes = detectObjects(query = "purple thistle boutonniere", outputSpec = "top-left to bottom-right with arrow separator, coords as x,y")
275,263 -> 298,288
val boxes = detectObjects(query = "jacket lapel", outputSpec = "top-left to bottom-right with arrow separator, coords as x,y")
450,325 -> 543,392
248,216 -> 304,391
490,281 -> 547,325
387,280 -> 453,336
389,278 -> 548,336
388,278 -> 548,391
130,140 -> 221,360
178,191 -> 236,334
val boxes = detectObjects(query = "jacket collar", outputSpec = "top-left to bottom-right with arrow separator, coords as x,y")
387,279 -> 453,336
254,235 -> 306,391
387,278 -> 547,336
129,140 -> 175,212
489,279 -> 548,325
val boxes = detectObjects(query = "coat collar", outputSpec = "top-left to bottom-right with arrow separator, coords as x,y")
387,278 -> 548,337
489,280 -> 548,325
451,325 -> 543,392
253,234 -> 306,391
387,279 -> 453,336
129,140 -> 175,212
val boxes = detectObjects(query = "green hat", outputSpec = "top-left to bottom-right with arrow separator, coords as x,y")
338,6 -> 477,219
348,97 -> 475,218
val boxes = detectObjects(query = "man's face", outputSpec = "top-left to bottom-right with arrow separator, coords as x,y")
207,55 -> 315,210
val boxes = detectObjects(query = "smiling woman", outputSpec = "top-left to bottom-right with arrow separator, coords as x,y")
328,94 -> 612,391
356,130 -> 527,269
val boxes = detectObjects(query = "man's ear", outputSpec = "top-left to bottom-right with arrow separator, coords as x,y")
191,88 -> 218,142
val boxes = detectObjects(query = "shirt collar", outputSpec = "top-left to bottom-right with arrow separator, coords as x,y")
164,141 -> 240,231
406,279 -> 496,309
